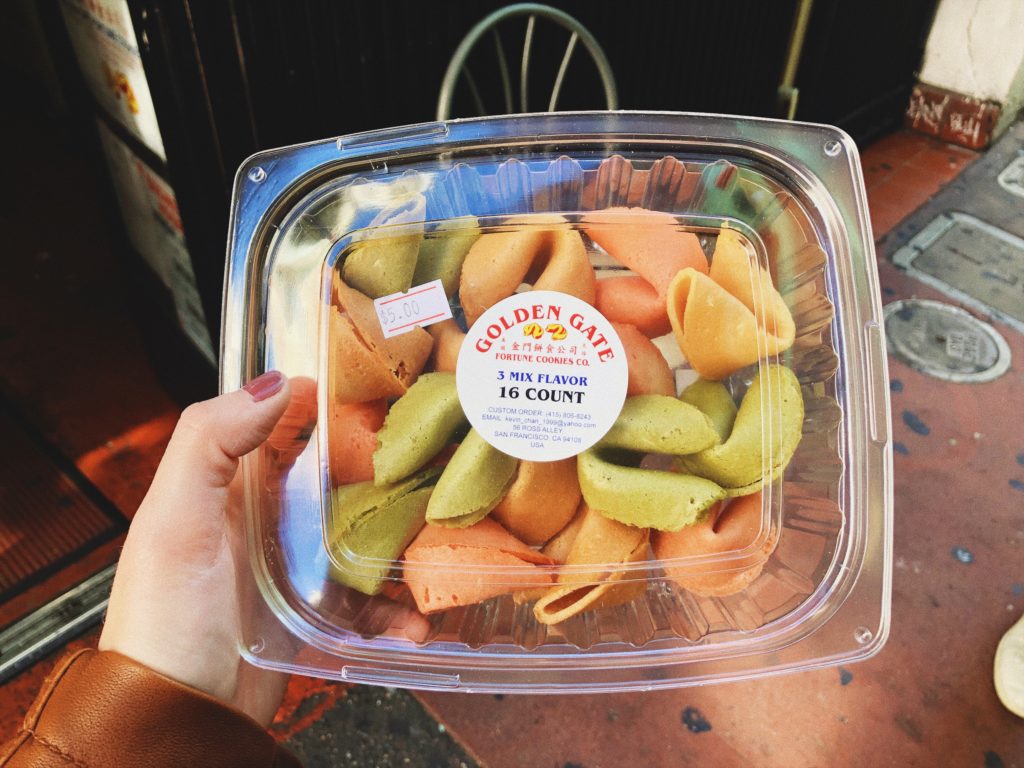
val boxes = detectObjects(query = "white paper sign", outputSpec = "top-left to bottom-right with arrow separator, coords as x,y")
456,291 -> 628,462
59,0 -> 166,159
373,280 -> 453,338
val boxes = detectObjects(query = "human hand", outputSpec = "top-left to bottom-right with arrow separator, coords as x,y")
99,371 -> 310,727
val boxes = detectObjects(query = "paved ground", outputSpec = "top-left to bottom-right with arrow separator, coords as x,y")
2,107 -> 1023,767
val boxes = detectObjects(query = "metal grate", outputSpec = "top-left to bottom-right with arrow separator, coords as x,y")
891,212 -> 1024,334
0,404 -> 126,606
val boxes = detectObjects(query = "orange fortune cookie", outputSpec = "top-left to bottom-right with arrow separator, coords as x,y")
459,215 -> 595,325
533,506 -> 649,625
427,319 -> 465,373
330,280 -> 433,403
491,458 -> 581,545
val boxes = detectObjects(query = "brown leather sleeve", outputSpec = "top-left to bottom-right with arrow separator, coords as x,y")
0,649 -> 300,768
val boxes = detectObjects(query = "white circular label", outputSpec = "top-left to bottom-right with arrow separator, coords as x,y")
456,290 -> 628,462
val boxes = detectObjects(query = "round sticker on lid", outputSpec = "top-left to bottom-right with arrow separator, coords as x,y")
456,290 -> 628,461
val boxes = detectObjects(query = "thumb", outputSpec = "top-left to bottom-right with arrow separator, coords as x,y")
143,371 -> 291,522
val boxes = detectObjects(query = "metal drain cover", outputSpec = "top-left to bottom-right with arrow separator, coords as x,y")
891,212 -> 1024,333
884,300 -> 1011,382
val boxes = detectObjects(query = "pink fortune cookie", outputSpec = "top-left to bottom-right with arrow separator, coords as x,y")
328,399 -> 387,485
612,322 -> 674,397
403,518 -> 554,614
666,229 -> 795,381
459,215 -> 595,326
653,491 -> 777,597
595,276 -> 672,338
585,207 -> 709,297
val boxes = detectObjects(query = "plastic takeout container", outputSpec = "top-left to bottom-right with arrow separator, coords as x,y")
223,112 -> 893,693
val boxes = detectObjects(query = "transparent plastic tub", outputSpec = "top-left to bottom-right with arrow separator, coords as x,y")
223,112 -> 893,693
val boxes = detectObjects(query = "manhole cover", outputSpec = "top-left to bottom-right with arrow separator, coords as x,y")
891,212 -> 1024,334
997,152 -> 1024,199
883,299 -> 1011,382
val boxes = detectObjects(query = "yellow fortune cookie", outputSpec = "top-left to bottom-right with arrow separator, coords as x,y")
326,467 -> 442,595
459,215 -> 595,325
533,506 -> 649,625
512,504 -> 588,605
341,196 -> 426,299
601,395 -> 720,456
578,447 -> 725,531
676,365 -> 804,492
667,229 -> 795,381
425,429 -> 519,528
373,373 -> 466,486
491,458 -> 581,545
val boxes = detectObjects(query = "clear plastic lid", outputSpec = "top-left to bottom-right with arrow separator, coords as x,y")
223,112 -> 893,693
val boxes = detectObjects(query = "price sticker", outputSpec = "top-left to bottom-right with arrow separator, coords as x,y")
373,279 -> 454,338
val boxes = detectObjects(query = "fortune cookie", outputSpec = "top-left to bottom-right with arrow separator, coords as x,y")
585,207 -> 709,296
330,279 -> 433,403
412,218 -> 480,296
676,365 -> 804,493
403,518 -> 554,614
425,429 -> 519,528
667,228 -> 795,380
654,492 -> 777,597
578,447 -> 725,531
341,195 -> 426,298
512,504 -> 588,605
459,215 -> 595,325
539,504 -> 588,564
533,506 -> 649,625
329,399 -> 387,485
491,458 -> 581,545
595,276 -> 672,337
679,379 -> 738,443
601,395 -> 720,455
327,467 -> 441,595
613,323 -> 675,397
373,373 -> 466,485
427,319 -> 465,373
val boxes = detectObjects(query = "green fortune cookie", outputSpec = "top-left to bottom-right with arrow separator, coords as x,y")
426,429 -> 519,528
327,466 -> 442,595
601,395 -> 720,455
373,372 -> 466,486
676,364 -> 804,492
679,379 -> 738,443
578,448 -> 725,531
412,219 -> 481,296
341,196 -> 426,299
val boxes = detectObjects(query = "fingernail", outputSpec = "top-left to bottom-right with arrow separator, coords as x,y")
243,370 -> 285,402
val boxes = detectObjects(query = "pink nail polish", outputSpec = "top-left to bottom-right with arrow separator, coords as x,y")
243,370 -> 285,402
